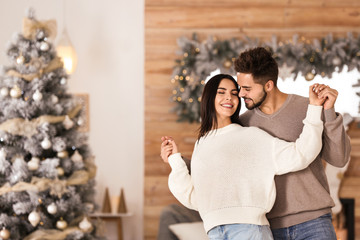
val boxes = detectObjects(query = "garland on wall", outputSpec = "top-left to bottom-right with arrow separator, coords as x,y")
170,33 -> 360,123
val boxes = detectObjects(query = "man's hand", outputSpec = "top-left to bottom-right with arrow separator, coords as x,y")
317,85 -> 338,110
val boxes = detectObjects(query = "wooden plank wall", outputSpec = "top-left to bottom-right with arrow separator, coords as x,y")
145,0 -> 360,239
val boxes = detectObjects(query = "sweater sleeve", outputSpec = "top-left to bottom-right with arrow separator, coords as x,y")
320,108 -> 351,167
272,105 -> 324,175
168,153 -> 198,211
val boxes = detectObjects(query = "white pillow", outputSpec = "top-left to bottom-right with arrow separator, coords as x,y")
169,222 -> 209,240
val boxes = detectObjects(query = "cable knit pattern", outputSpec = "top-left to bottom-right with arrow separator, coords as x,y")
168,105 -> 323,233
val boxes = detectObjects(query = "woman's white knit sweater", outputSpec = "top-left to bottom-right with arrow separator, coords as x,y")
168,105 -> 323,233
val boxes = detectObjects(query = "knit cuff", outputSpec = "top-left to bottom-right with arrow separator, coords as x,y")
323,107 -> 337,122
168,153 -> 186,170
306,105 -> 323,124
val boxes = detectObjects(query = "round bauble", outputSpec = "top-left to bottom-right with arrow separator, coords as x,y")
79,217 -> 92,232
305,72 -> 315,81
41,138 -> 52,149
47,203 -> 57,215
28,210 -> 41,227
16,55 -> 25,65
27,157 -> 40,171
57,151 -> 68,158
56,167 -> 64,176
51,95 -> 59,104
60,78 -> 67,85
32,90 -> 43,102
40,41 -> 50,51
10,85 -> 22,98
77,118 -> 84,126
0,87 -> 9,97
223,59 -> 232,69
0,228 -> 10,239
332,56 -> 341,66
56,219 -> 68,230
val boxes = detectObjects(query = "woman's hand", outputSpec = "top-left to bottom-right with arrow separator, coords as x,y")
309,84 -> 326,106
160,136 -> 178,163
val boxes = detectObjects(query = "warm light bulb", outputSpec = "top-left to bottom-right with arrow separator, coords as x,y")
56,29 -> 77,74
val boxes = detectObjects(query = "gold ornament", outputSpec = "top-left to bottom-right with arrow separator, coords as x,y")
223,59 -> 232,69
305,72 -> 315,81
56,219 -> 68,230
0,228 -> 10,239
56,167 -> 65,176
10,85 -> 22,98
57,151 -> 68,158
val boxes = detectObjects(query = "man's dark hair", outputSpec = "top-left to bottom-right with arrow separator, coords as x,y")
234,47 -> 279,86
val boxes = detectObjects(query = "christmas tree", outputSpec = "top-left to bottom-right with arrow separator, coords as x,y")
0,9 -> 101,240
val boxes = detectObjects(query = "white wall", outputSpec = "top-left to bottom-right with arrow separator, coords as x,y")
0,1 -> 144,239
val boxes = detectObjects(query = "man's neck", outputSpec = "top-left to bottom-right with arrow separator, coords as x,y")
258,88 -> 288,115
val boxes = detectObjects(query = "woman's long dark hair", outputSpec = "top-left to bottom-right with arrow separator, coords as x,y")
198,74 -> 241,140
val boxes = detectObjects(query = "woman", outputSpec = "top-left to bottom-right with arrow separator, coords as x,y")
162,74 -> 325,240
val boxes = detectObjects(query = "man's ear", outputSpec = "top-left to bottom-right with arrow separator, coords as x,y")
264,80 -> 274,92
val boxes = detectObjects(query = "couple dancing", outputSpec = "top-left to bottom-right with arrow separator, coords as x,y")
160,47 -> 351,240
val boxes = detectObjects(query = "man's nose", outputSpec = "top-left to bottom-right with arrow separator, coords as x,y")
239,88 -> 245,98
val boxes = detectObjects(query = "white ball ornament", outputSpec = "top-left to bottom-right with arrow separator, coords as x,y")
39,41 -> 50,51
16,55 -> 25,65
10,85 -> 22,98
27,157 -> 40,171
77,118 -> 84,126
41,138 -> 52,149
79,217 -> 92,232
28,210 -> 41,227
56,219 -> 68,230
32,90 -> 43,102
0,228 -> 10,239
47,203 -> 58,215
0,87 -> 9,97
60,78 -> 67,85
51,95 -> 59,104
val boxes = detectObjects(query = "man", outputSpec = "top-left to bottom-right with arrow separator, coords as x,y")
159,47 -> 351,240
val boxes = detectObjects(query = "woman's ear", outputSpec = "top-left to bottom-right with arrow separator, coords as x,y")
265,80 -> 274,92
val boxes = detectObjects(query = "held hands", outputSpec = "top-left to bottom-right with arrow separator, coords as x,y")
160,136 -> 178,163
309,84 -> 338,109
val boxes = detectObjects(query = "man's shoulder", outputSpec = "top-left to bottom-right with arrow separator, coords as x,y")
288,94 -> 309,106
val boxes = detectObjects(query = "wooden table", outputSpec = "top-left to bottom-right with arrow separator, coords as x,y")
90,212 -> 133,240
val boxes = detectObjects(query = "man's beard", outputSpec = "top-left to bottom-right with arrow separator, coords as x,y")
244,89 -> 267,110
